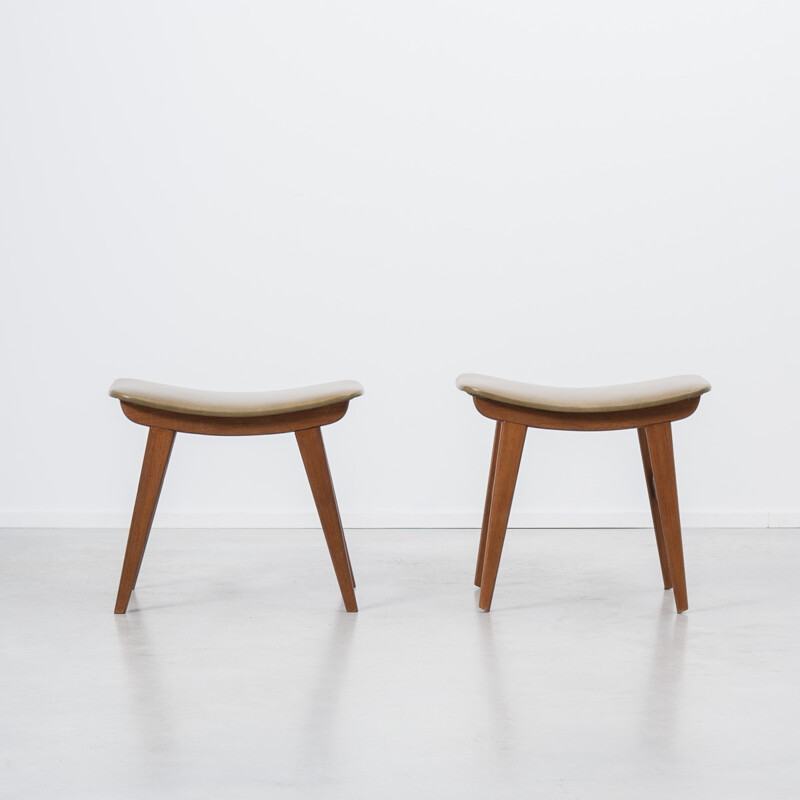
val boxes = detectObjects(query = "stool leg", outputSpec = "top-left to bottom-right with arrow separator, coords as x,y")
475,421 -> 502,587
644,422 -> 688,613
296,427 -> 358,612
478,421 -> 527,612
637,428 -> 673,590
115,427 -> 175,614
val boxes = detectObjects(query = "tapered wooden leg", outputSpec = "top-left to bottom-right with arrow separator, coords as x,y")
296,427 -> 358,612
637,427 -> 673,590
115,427 -> 175,614
475,421 -> 502,587
644,422 -> 688,613
478,422 -> 527,611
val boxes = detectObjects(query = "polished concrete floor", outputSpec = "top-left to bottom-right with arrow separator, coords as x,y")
2,527 -> 799,799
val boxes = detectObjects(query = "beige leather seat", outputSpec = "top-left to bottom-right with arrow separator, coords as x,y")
110,378 -> 364,417
458,372 -> 711,614
109,377 -> 362,614
456,373 -> 710,413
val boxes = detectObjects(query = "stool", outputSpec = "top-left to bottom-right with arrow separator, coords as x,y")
457,373 -> 711,613
109,378 -> 363,613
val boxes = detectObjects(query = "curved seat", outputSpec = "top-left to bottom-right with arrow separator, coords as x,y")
110,378 -> 364,418
456,373 -> 710,414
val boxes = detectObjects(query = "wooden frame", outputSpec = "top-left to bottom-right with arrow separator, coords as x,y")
114,401 -> 357,614
472,396 -> 700,614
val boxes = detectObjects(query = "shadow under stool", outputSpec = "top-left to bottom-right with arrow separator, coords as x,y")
457,373 -> 711,613
109,378 -> 363,613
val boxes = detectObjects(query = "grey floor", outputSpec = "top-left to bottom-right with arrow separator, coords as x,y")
2,528 -> 799,799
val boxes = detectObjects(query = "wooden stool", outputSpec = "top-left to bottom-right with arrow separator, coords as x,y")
457,373 -> 711,613
109,378 -> 363,613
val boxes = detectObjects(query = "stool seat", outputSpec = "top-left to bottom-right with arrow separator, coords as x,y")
456,373 -> 710,414
109,378 -> 364,418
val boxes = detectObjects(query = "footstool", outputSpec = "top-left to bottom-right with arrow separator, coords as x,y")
457,373 -> 711,613
109,378 -> 363,613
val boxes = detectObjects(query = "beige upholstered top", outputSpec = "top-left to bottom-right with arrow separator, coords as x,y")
456,373 -> 710,413
109,378 -> 363,417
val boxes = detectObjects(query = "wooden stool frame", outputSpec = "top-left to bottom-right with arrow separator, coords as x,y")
114,400 -> 357,613
472,395 -> 701,614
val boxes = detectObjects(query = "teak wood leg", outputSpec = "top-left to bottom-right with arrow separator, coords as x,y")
478,421 -> 527,612
644,422 -> 688,613
296,427 -> 358,612
115,426 -> 175,614
475,421 -> 502,587
637,427 -> 673,590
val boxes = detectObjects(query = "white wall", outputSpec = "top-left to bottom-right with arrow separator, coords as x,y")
2,1 -> 798,528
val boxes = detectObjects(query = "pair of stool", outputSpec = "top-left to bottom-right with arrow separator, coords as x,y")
110,373 -> 710,615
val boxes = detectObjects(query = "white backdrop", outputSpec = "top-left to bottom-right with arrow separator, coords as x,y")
2,1 -> 798,528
